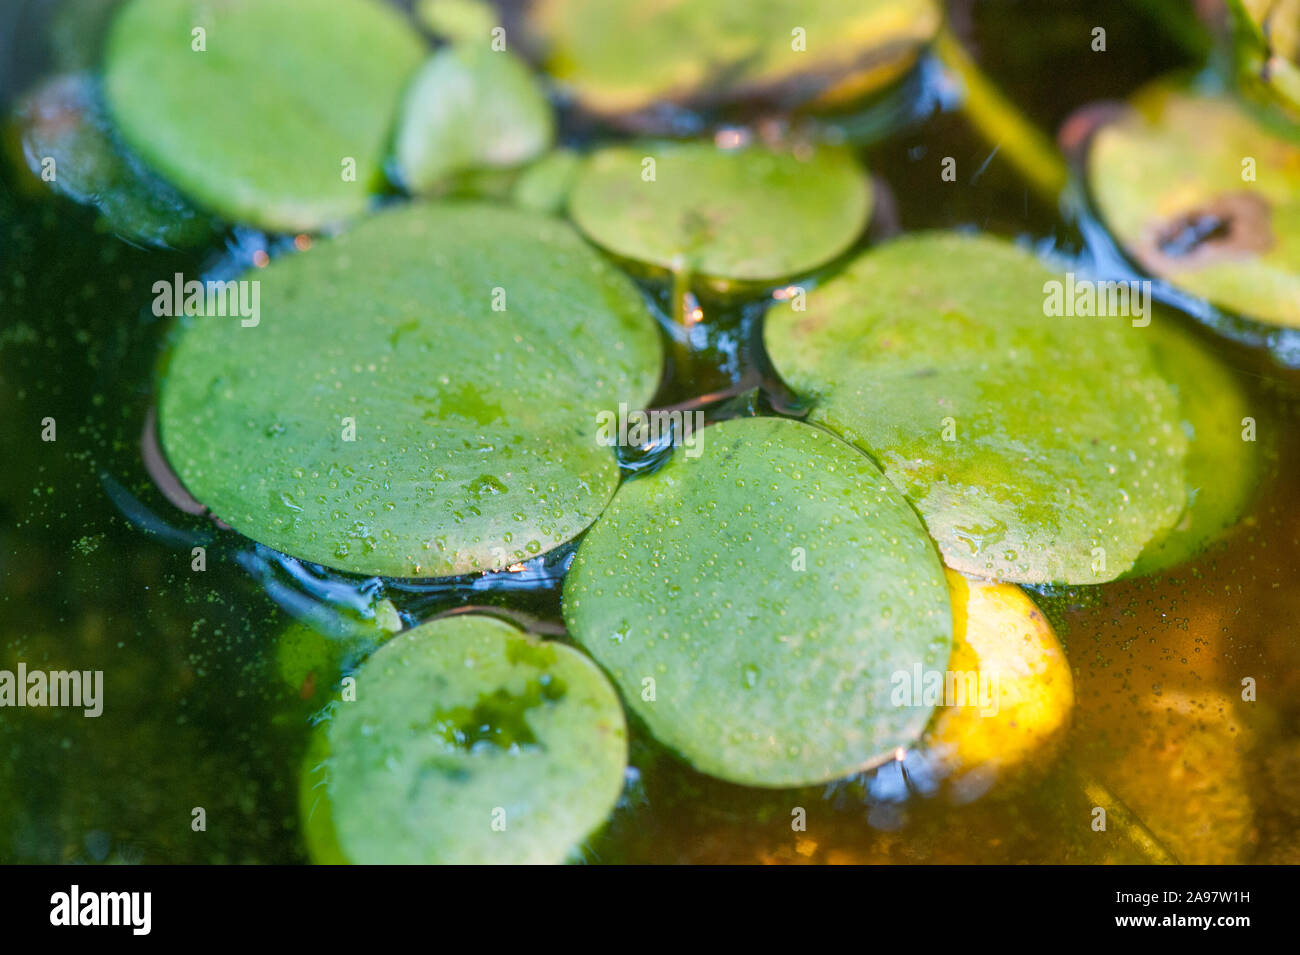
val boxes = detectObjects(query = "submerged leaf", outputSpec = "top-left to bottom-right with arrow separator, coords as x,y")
298,727 -> 347,865
569,141 -> 871,284
765,232 -> 1189,584
158,202 -> 663,578
275,599 -> 402,702
394,45 -> 554,195
1086,84 -> 1300,328
103,0 -> 425,232
922,570 -> 1073,802
322,615 -> 627,864
563,416 -> 952,788
511,148 -> 581,214
9,73 -> 215,248
527,0 -> 941,117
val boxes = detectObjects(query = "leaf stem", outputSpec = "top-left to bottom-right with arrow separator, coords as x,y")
933,26 -> 1069,205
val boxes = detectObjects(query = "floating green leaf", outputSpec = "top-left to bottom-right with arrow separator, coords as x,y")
323,614 -> 627,864
569,142 -> 871,284
103,0 -> 425,232
512,148 -> 581,215
563,416 -> 952,788
394,45 -> 554,195
9,73 -> 215,248
765,232 -> 1189,584
159,202 -> 662,577
1128,317 -> 1258,575
527,0 -> 941,117
298,726 -> 347,865
1086,85 -> 1300,328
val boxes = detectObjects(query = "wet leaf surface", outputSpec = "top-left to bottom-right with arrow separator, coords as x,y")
569,141 -> 871,283
765,232 -> 1189,584
320,614 -> 627,863
159,202 -> 663,577
103,0 -> 425,231
563,416 -> 952,788
1086,84 -> 1300,328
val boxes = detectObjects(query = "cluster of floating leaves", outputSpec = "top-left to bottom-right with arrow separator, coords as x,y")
5,0 -> 1287,862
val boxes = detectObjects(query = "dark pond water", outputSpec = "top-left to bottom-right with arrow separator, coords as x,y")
0,0 -> 1297,863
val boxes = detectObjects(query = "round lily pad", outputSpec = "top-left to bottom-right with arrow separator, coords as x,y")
394,45 -> 554,195
324,614 -> 627,864
1086,84 -> 1300,328
1128,317 -> 1258,576
764,232 -> 1189,585
276,598 -> 402,702
9,73 -> 215,249
527,0 -> 941,117
922,570 -> 1073,801
569,142 -> 871,284
512,148 -> 581,214
159,202 -> 663,577
103,0 -> 425,232
563,416 -> 952,788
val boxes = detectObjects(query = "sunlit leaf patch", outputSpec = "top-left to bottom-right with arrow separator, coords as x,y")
765,232 -> 1189,584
